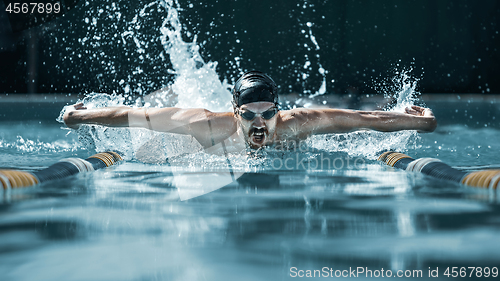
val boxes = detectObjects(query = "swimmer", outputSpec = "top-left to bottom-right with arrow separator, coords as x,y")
63,71 -> 437,150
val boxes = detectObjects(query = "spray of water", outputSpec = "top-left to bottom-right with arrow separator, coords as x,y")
304,21 -> 327,99
158,0 -> 232,112
306,66 -> 422,160
55,0 -> 234,160
282,67 -> 423,162
0,136 -> 81,153
57,1 -> 422,164
384,66 -> 422,113
294,1 -> 328,100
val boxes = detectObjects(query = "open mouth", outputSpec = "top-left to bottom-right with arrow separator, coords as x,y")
250,128 -> 266,145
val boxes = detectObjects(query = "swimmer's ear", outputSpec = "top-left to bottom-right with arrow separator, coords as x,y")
232,100 -> 238,116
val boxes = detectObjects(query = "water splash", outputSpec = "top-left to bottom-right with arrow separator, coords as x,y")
59,1 -> 422,164
60,0 -> 232,111
308,131 -> 419,161
158,0 -> 232,112
0,136 -> 81,153
375,64 -> 422,113
388,69 -> 421,113
56,0 -> 233,160
307,66 -> 423,160
296,2 -> 328,99
304,21 -> 327,98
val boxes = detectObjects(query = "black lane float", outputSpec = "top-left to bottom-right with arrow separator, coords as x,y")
0,152 -> 122,190
379,151 -> 500,189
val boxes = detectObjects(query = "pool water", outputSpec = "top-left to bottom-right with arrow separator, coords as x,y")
1,99 -> 500,281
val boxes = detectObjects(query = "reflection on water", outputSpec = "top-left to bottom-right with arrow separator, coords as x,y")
1,0 -> 498,277
1,121 -> 500,280
2,158 -> 500,280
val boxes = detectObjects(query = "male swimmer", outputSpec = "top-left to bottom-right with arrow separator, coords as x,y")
63,71 -> 437,150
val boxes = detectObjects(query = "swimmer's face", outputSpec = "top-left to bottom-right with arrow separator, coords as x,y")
236,102 -> 278,149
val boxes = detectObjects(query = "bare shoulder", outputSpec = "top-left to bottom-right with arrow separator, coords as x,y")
276,108 -> 322,138
205,111 -> 238,135
208,111 -> 237,125
278,108 -> 312,123
277,108 -> 359,137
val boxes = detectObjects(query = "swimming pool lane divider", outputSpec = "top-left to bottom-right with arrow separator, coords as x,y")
378,151 -> 500,189
0,151 -> 123,190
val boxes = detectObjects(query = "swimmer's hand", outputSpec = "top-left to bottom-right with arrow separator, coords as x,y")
63,103 -> 132,129
404,105 -> 433,117
404,105 -> 437,132
63,103 -> 87,129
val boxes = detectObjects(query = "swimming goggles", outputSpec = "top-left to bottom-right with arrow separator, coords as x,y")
237,107 -> 278,120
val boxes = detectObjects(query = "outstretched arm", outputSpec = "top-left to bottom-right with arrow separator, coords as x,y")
63,103 -> 130,129
63,103 -> 237,148
283,105 -> 437,137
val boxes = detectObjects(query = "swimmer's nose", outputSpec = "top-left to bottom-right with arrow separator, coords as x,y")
253,116 -> 265,127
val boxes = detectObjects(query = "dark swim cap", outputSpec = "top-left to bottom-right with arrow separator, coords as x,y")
232,71 -> 278,107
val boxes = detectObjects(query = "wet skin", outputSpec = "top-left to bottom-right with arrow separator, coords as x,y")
64,101 -> 437,150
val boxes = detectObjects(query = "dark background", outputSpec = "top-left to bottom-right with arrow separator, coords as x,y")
0,0 -> 499,97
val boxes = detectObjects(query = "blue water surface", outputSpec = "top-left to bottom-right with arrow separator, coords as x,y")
1,103 -> 500,281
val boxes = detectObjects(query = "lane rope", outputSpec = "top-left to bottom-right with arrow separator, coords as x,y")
378,151 -> 500,189
0,151 -> 122,190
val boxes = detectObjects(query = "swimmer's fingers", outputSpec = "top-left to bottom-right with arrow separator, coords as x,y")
411,106 -> 434,117
64,103 -> 84,115
405,107 -> 419,116
423,108 -> 435,118
72,102 -> 87,110
405,106 -> 437,132
406,106 -> 434,117
411,105 -> 424,112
